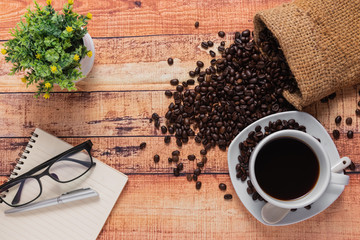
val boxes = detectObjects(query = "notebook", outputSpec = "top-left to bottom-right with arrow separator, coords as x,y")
0,128 -> 128,240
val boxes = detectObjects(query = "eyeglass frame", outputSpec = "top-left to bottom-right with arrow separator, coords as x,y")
0,140 -> 96,207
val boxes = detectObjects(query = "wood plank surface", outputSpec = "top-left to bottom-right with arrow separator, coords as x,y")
0,0 -> 290,39
0,0 -> 359,239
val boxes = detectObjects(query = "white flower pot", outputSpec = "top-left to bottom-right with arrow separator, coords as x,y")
76,33 -> 95,83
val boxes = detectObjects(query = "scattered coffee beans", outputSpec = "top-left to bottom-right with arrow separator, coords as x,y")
332,129 -> 340,140
172,150 -> 180,156
218,31 -> 225,38
187,174 -> 192,181
347,130 -> 354,139
335,116 -> 342,124
196,181 -> 202,190
161,126 -> 168,134
170,79 -> 179,86
165,90 -> 173,97
167,58 -> 174,65
346,117 -> 352,125
224,194 -> 232,200
153,154 -> 160,163
219,183 -> 227,191
164,136 -> 171,143
139,142 -> 146,149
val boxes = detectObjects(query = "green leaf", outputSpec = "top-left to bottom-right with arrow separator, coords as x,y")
45,48 -> 59,62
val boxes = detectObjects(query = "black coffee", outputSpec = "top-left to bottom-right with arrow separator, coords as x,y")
254,137 -> 319,200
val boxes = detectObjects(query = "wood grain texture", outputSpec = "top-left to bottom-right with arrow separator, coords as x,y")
0,0 -> 359,239
0,0 -> 291,39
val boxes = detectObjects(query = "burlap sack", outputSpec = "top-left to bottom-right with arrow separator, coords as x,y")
253,0 -> 360,110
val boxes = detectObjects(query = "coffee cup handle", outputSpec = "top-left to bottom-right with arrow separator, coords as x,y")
330,157 -> 351,185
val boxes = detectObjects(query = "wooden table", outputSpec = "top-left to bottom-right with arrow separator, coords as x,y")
0,0 -> 359,239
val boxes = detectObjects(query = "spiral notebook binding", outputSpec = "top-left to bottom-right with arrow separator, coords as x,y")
8,131 -> 39,181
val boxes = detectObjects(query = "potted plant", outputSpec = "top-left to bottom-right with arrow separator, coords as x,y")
1,0 -> 94,99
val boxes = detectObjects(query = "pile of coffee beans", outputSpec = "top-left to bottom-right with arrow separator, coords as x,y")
162,29 -> 295,154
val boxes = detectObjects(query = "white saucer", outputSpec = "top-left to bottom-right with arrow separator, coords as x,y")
227,111 -> 347,226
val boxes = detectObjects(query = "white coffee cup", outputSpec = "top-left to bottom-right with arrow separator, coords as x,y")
248,130 -> 351,224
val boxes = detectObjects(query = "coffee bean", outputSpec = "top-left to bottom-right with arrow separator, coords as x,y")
196,61 -> 204,68
200,149 -> 207,155
242,29 -> 250,37
358,101 -> 360,107
224,194 -> 232,200
165,90 -> 173,97
189,71 -> 196,77
196,181 -> 202,190
187,79 -> 195,85
197,162 -> 204,168
207,41 -> 214,47
187,174 -> 192,181
154,120 -> 160,128
172,150 -> 180,156
332,129 -> 340,139
168,127 -> 175,134
202,156 -> 208,164
167,58 -> 174,65
356,109 -> 360,116
170,79 -> 179,86
153,154 -> 160,163
194,21 -> 199,28
176,85 -> 184,92
192,174 -> 198,181
168,157 -> 173,163
152,113 -> 159,120
291,209 -> 297,212
304,205 -> 311,210
194,168 -> 201,176
201,42 -> 208,49
209,50 -> 216,58
220,41 -> 225,46
219,183 -> 226,191
182,81 -> 188,88
188,154 -> 196,161
346,117 -> 352,125
347,130 -> 354,139
218,31 -> 225,38
173,168 -> 180,177
164,136 -> 171,143
172,155 -> 179,162
177,163 -> 184,170
139,142 -> 146,149
335,116 -> 342,124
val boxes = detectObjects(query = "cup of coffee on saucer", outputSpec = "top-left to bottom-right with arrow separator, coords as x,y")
249,129 -> 351,224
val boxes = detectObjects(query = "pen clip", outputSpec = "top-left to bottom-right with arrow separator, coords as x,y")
61,188 -> 90,196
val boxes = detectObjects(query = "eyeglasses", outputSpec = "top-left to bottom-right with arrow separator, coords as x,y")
0,140 -> 96,207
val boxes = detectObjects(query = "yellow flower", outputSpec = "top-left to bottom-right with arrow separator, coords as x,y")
21,77 -> 27,83
44,82 -> 52,88
46,0 -> 51,5
73,54 -> 80,61
86,13 -> 92,19
50,65 -> 57,73
87,51 -> 92,58
1,49 -> 6,55
36,53 -> 41,59
44,93 -> 50,99
66,26 -> 73,32
68,0 -> 74,5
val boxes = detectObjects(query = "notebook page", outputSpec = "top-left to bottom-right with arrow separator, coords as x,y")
0,128 -> 128,240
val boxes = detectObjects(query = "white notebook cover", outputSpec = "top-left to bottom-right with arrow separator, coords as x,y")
0,128 -> 128,240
